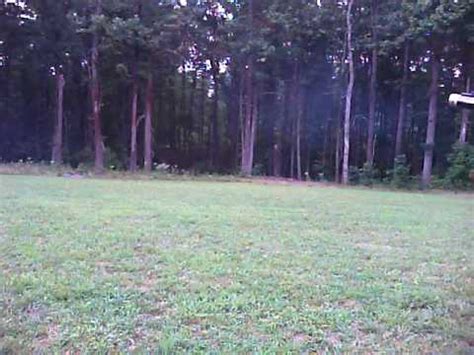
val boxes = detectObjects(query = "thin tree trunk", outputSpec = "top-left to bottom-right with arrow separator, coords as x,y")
250,88 -> 258,170
342,0 -> 355,185
421,54 -> 440,189
169,77 -> 177,149
290,121 -> 295,179
129,77 -> 139,171
240,0 -> 256,176
199,78 -> 206,147
210,60 -> 220,168
335,119 -> 342,183
228,70 -> 240,169
241,60 -> 255,175
366,0 -> 377,167
296,88 -> 303,180
273,80 -> 285,177
129,0 -> 142,171
52,73 -> 65,164
334,75 -> 344,183
395,41 -> 409,159
459,76 -> 471,144
239,76 -> 245,164
144,72 -> 154,172
91,0 -> 104,173
188,70 -> 197,150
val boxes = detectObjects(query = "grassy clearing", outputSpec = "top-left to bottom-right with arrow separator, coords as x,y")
0,175 -> 473,352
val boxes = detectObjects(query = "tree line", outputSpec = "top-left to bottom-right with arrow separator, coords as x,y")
0,0 -> 473,188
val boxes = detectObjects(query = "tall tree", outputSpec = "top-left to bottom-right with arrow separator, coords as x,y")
395,41 -> 409,159
144,71 -> 154,171
421,53 -> 439,189
366,0 -> 378,167
51,72 -> 65,164
342,0 -> 355,185
240,0 -> 257,176
459,76 -> 470,144
90,0 -> 104,172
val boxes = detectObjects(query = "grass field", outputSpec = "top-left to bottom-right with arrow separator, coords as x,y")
0,175 -> 473,352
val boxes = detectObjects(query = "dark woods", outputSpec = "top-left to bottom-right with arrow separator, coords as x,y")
0,0 -> 473,186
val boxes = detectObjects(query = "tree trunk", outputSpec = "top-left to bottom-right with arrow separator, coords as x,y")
144,72 -> 154,172
333,74 -> 344,183
250,89 -> 258,170
228,70 -> 240,169
199,78 -> 206,147
421,54 -> 440,189
296,87 -> 303,180
459,76 -> 471,144
395,41 -> 409,159
273,80 -> 285,177
241,60 -> 255,176
240,0 -> 256,176
129,77 -> 139,172
169,77 -> 177,149
188,70 -> 197,151
290,111 -> 295,179
342,0 -> 355,185
91,0 -> 104,173
51,73 -> 65,164
129,0 -> 141,171
366,0 -> 377,167
335,118 -> 342,183
210,60 -> 220,168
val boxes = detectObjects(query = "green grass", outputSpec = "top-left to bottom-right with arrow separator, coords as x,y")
0,175 -> 473,352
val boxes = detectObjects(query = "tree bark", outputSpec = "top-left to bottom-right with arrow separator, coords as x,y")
129,0 -> 142,172
228,70 -> 240,169
240,0 -> 257,176
366,0 -> 377,167
51,73 -> 65,164
296,87 -> 303,180
421,54 -> 440,189
459,76 -> 471,144
335,117 -> 342,183
188,70 -> 197,151
395,41 -> 409,159
241,60 -> 255,176
210,59 -> 220,168
129,77 -> 139,172
272,80 -> 285,177
91,0 -> 104,173
144,72 -> 154,172
250,89 -> 258,170
342,0 -> 355,185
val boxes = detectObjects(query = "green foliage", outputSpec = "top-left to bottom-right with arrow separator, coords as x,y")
70,147 -> 124,171
348,166 -> 360,185
251,163 -> 266,176
391,155 -> 412,189
359,163 -> 378,187
444,144 -> 474,189
1,0 -> 473,184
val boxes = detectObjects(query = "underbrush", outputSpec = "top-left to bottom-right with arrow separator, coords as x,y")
0,162 -> 243,183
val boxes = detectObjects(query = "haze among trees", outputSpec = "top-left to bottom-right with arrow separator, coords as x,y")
1,0 -> 473,187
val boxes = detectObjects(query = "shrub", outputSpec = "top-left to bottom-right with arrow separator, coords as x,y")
391,155 -> 411,189
349,165 -> 360,184
359,163 -> 377,186
104,147 -> 125,170
444,143 -> 474,189
252,163 -> 266,176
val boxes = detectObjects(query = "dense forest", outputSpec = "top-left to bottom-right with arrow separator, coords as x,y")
0,0 -> 473,187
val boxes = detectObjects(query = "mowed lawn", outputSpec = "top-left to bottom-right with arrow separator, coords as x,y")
0,175 -> 473,352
